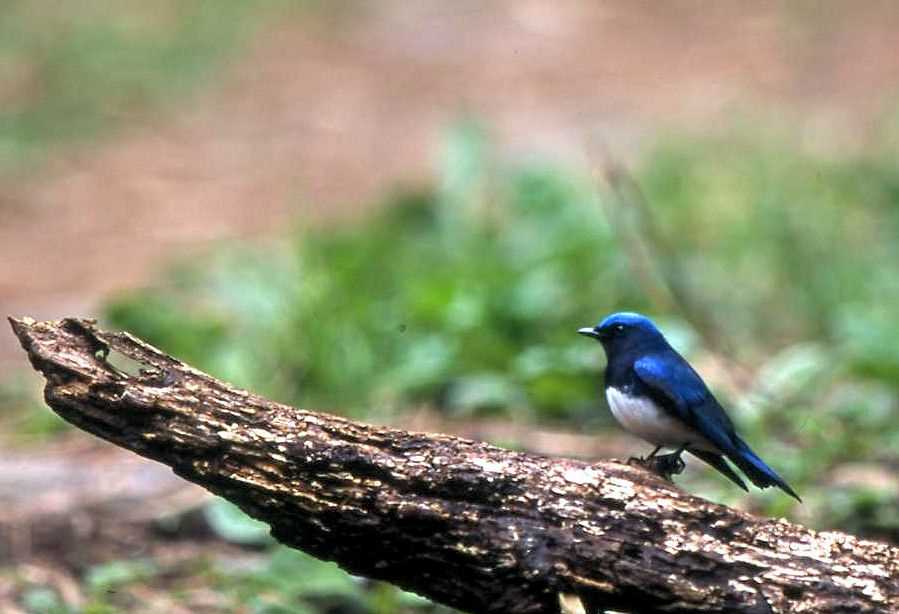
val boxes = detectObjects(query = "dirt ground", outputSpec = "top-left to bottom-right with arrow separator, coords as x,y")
3,1 -> 899,369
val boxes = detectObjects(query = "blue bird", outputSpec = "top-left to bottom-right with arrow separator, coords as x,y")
578,312 -> 800,501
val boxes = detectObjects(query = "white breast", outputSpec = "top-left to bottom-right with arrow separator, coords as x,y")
605,387 -> 715,451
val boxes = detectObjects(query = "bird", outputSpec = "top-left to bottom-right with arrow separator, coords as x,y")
578,311 -> 800,501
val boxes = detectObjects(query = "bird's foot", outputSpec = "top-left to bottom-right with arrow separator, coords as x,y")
626,451 -> 686,482
650,452 -> 686,482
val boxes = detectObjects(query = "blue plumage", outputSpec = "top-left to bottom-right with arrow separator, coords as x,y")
578,312 -> 800,501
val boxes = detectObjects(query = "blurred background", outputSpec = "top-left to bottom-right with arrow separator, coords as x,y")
2,1 -> 899,612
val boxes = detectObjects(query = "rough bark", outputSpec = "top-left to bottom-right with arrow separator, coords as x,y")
9,317 -> 899,614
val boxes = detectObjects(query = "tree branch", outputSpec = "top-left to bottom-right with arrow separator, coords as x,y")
9,317 -> 898,614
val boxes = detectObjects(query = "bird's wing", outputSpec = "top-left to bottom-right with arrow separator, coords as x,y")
635,354 -> 801,501
633,353 -> 737,451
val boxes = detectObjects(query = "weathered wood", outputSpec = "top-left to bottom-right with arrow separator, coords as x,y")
9,317 -> 899,613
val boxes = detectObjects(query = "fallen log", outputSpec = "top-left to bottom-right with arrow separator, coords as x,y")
9,317 -> 899,613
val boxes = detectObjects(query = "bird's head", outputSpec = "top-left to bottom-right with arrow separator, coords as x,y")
577,312 -> 664,353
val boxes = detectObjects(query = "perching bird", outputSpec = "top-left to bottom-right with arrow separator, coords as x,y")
578,312 -> 800,501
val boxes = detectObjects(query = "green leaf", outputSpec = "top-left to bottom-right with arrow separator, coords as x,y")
86,559 -> 157,592
204,498 -> 274,546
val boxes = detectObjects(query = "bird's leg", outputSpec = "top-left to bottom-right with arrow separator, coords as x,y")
627,445 -> 662,466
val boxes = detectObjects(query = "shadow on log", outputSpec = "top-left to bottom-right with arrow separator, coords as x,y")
9,317 -> 899,613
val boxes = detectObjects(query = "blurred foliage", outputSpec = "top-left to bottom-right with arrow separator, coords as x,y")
214,547 -> 450,614
105,121 -> 899,544
7,546 -> 451,614
0,0 -> 303,175
632,134 -> 899,532
0,120 -> 879,611
205,498 -> 277,547
201,497 -> 457,612
107,122 -> 627,422
85,560 -> 159,594
0,372 -> 69,445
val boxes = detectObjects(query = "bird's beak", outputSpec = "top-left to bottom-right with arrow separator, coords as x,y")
578,327 -> 600,339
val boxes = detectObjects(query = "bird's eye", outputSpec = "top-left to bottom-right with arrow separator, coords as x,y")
615,325 -> 625,332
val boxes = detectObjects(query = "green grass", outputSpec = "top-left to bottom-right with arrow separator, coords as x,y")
0,0 -> 298,175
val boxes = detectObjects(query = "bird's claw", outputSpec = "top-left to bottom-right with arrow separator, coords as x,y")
627,452 -> 686,482
626,451 -> 686,484
651,452 -> 686,482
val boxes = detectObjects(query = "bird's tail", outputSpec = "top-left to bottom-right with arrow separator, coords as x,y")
728,436 -> 801,502
689,449 -> 748,492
